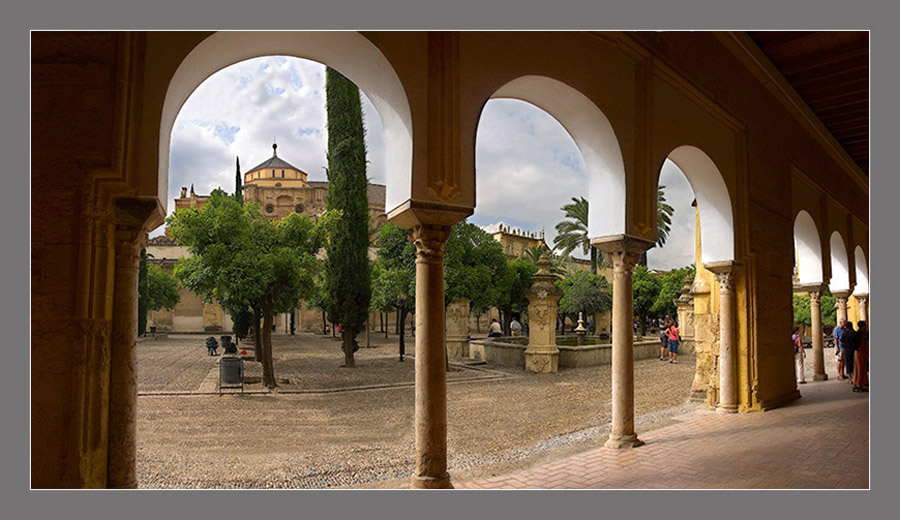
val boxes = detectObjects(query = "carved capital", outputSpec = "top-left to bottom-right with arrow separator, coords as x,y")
114,226 -> 146,267
409,224 -> 451,260
714,272 -> 736,294
831,295 -> 846,308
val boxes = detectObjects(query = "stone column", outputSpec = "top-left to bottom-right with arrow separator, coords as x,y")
706,262 -> 739,414
524,255 -> 563,373
810,287 -> 827,381
107,225 -> 145,489
410,224 -> 453,489
445,298 -> 470,358
833,291 -> 849,326
856,294 -> 868,324
593,237 -> 653,449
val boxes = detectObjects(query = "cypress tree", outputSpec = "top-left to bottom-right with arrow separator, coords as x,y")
137,247 -> 148,336
234,156 -> 243,205
324,67 -> 371,368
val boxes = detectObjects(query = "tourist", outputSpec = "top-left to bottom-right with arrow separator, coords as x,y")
667,320 -> 681,364
852,321 -> 869,392
488,318 -> 503,338
205,336 -> 219,356
659,317 -> 670,361
792,327 -> 806,384
834,318 -> 846,379
841,320 -> 858,381
510,317 -> 523,336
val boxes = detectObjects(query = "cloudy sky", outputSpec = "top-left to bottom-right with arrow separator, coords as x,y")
159,55 -> 696,271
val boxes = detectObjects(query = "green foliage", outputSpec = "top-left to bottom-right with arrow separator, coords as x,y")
325,67 -> 371,366
146,263 -> 181,312
167,189 -> 320,387
553,196 -> 601,274
556,270 -> 611,317
371,223 -> 416,312
793,287 -> 837,327
656,185 -> 675,247
444,220 -> 508,310
234,156 -> 243,205
521,246 -> 567,276
651,265 -> 693,319
496,257 -> 539,317
632,265 -> 661,333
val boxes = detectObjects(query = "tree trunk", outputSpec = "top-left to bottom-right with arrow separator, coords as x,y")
365,320 -> 370,348
322,310 -> 327,335
253,307 -> 262,362
591,248 -> 598,275
260,298 -> 278,389
475,314 -> 481,333
342,326 -> 356,367
398,307 -> 407,361
395,311 -> 400,335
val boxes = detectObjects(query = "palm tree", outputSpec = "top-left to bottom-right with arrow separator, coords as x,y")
640,184 -> 676,266
553,196 -> 602,274
521,245 -> 568,277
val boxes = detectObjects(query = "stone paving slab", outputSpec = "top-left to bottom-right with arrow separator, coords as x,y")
456,377 -> 869,489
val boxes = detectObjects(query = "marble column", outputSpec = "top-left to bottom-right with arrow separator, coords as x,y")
593,237 -> 652,449
107,226 -> 145,489
707,262 -> 739,414
810,287 -> 827,381
524,254 -> 562,373
410,224 -> 453,489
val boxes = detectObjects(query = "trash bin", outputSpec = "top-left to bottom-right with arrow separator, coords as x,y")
218,356 -> 243,395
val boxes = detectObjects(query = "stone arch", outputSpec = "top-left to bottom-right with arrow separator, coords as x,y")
486,75 -> 627,239
158,31 -> 412,214
663,146 -> 735,263
793,210 -> 824,285
829,231 -> 851,292
853,245 -> 869,295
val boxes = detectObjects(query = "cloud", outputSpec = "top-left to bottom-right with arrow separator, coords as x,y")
646,159 -> 696,270
155,56 -> 386,235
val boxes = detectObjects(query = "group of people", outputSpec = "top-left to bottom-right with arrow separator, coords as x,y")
833,318 -> 869,393
488,317 -> 524,338
658,316 -> 681,364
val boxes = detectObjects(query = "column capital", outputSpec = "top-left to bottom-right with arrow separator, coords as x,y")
409,224 -> 452,259
706,261 -> 739,295
590,235 -> 654,274
854,293 -> 868,303
831,290 -> 851,300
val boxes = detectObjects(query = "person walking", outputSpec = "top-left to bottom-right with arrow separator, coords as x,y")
793,327 -> 806,384
659,317 -> 670,361
666,319 -> 681,364
852,321 -> 869,392
841,320 -> 858,382
834,318 -> 847,379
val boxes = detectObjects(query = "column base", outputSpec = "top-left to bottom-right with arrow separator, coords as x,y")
716,404 -> 738,414
604,433 -> 645,449
410,473 -> 453,489
814,373 -> 828,381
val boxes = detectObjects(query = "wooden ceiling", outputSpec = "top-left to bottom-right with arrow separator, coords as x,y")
748,31 -> 869,176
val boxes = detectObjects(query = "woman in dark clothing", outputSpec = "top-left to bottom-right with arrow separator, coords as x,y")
852,321 -> 869,392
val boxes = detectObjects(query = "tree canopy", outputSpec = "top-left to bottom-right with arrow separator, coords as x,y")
371,222 -> 417,360
443,220 -> 508,311
793,287 -> 837,328
651,265 -> 694,319
167,189 -> 321,388
553,196 -> 601,274
556,269 -> 612,321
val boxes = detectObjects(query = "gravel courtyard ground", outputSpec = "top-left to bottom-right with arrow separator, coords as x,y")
135,332 -> 705,489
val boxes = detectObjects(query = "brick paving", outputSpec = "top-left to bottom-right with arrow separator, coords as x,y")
456,376 -> 869,489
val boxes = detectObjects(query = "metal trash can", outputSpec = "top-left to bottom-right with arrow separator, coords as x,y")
218,356 -> 244,395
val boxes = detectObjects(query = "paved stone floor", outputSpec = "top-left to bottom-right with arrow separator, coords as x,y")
135,336 -> 865,489
457,376 -> 869,489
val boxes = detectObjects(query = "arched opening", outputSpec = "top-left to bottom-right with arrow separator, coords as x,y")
829,232 -> 851,292
489,75 -> 627,240
139,35 -> 419,488
158,31 -> 412,216
853,246 -> 869,295
664,146 -> 734,264
794,210 -> 824,285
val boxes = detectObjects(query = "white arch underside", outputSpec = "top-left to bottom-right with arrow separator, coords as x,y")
794,210 -> 823,285
666,146 -> 734,263
854,246 -> 869,294
159,31 -> 413,214
829,231 -> 850,292
491,75 -> 626,238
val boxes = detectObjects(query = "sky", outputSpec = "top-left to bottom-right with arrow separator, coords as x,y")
159,55 -> 696,271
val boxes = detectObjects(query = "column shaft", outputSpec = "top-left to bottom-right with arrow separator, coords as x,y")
714,270 -> 738,413
410,225 -> 452,489
810,290 -> 827,381
603,246 -> 645,449
107,228 -> 143,488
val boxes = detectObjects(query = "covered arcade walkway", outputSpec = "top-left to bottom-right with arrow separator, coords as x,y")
458,378 -> 868,489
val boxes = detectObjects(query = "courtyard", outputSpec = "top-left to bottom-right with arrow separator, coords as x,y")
136,332 -> 699,488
